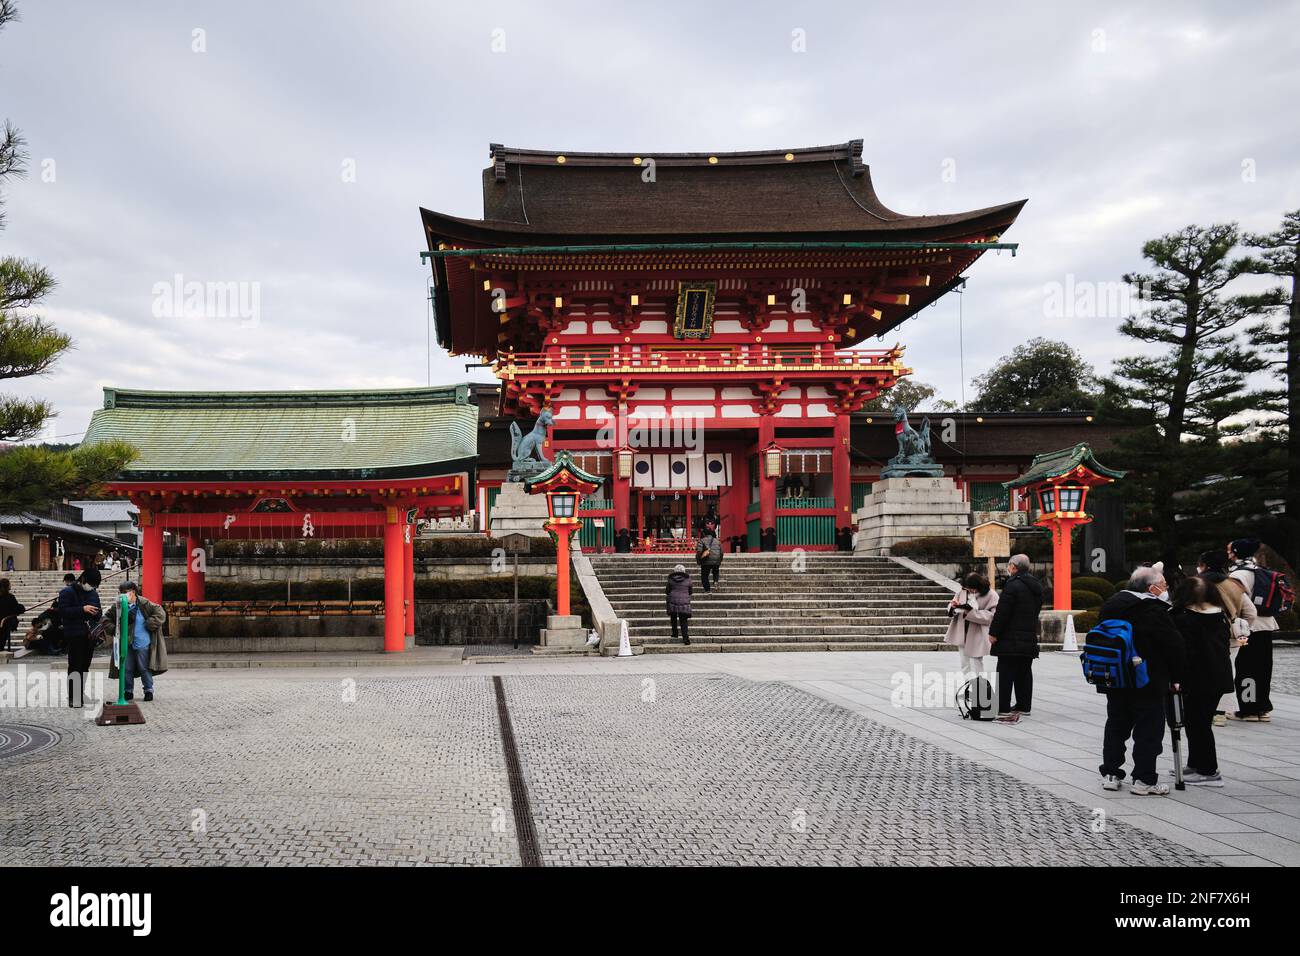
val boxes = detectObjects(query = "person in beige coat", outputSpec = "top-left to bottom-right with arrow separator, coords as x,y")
945,573 -> 999,676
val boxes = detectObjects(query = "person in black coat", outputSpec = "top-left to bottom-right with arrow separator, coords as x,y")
58,567 -> 102,708
987,554 -> 1044,716
665,563 -> 693,646
1095,566 -> 1187,795
0,578 -> 26,652
1171,576 -> 1234,786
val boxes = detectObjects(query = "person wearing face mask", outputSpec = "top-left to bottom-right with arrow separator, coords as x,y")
1169,576 -> 1234,787
1197,549 -> 1254,726
944,572 -> 998,677
1226,538 -> 1279,722
1094,566 -> 1187,795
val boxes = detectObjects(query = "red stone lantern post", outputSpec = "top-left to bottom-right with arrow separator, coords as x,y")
1003,443 -> 1125,612
524,451 -> 602,617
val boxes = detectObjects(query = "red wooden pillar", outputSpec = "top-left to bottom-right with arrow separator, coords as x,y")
383,509 -> 405,652
142,520 -> 163,603
833,413 -> 852,530
1050,519 -> 1083,611
185,534 -> 205,602
758,415 -> 776,536
553,525 -> 574,616
403,530 -> 415,639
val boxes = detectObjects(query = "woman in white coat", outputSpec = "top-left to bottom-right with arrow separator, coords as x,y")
945,572 -> 999,677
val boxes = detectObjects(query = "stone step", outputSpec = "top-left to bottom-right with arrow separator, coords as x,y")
609,601 -> 948,614
641,640 -> 952,653
629,624 -> 948,638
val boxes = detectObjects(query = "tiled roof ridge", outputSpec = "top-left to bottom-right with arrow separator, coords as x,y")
102,384 -> 470,410
489,140 -> 865,170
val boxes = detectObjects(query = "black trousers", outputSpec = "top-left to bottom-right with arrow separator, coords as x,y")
1235,631 -> 1274,716
1183,690 -> 1219,775
700,564 -> 719,591
669,613 -> 690,643
1100,690 -> 1166,784
996,656 -> 1033,713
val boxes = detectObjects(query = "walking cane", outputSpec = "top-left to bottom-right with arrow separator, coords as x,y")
1167,686 -> 1186,791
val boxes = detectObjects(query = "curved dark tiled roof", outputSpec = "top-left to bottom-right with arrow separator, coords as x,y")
421,139 -> 1026,245
82,386 -> 479,482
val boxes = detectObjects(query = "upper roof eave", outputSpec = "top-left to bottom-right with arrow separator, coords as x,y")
420,201 -> 1027,251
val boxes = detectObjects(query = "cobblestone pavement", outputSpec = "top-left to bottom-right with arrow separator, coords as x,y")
1269,644 -> 1300,696
1,672 -> 1208,866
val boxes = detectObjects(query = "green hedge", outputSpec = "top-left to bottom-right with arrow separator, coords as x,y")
1072,576 -> 1116,599
1073,610 -> 1099,634
208,537 -> 556,561
165,575 -> 560,603
1072,589 -> 1105,610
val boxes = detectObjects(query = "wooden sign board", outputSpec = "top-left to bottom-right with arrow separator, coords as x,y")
971,520 -> 1013,559
498,533 -> 532,554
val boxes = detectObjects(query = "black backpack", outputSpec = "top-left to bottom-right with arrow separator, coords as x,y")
957,676 -> 995,721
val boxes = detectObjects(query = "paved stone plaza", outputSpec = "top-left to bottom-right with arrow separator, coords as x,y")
6,649 -> 1279,866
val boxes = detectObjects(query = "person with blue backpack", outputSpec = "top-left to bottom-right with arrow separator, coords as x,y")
1090,566 -> 1187,795
1226,538 -> 1293,722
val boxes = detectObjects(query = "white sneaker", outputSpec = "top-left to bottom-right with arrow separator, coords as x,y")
1130,780 -> 1170,796
1183,772 -> 1225,787
1102,775 -> 1122,791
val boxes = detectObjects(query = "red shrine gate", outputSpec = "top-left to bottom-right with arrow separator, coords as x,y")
423,141 -> 1024,551
82,386 -> 477,652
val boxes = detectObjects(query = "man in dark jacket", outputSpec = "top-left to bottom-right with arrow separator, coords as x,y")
1096,566 -> 1187,795
987,554 -> 1043,717
0,578 -> 26,652
696,531 -> 723,592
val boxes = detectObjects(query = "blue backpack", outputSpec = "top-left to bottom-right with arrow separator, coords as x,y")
1081,619 -> 1149,690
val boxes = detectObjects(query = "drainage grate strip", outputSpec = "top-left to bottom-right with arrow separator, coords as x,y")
492,676 -> 542,867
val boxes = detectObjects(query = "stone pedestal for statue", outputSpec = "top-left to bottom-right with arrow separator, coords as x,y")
854,476 -> 970,556
487,482 -> 551,538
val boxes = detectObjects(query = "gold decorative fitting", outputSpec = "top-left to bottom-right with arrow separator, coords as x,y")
708,156 -> 718,164
976,416 -> 984,423
632,157 -> 641,165
1086,415 -> 1094,422
755,336 -> 763,343
554,295 -> 564,308
784,152 -> 794,161
556,155 -> 566,164
766,293 -> 776,305
482,279 -> 490,291
842,293 -> 852,305
630,294 -> 639,306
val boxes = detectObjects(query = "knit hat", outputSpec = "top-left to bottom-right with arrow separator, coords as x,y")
1230,538 -> 1260,559
673,564 -> 686,574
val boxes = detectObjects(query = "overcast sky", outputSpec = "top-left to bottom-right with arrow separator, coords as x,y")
3,0 -> 1297,441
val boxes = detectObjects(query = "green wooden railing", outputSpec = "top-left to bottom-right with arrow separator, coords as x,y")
777,513 -> 835,545
777,497 -> 833,510
579,497 -> 612,511
747,500 -> 760,515
852,482 -> 871,513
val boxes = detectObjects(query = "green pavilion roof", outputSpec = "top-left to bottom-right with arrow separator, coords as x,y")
82,385 -> 479,482
523,450 -> 603,493
1002,442 -> 1126,490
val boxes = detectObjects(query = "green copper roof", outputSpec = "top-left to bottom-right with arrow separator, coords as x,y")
83,385 -> 478,481
1002,442 -> 1126,490
523,450 -> 603,492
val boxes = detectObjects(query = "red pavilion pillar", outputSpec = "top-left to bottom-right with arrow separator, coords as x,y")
403,529 -> 415,640
185,534 -> 205,602
141,518 -> 163,604
758,415 -> 777,540
383,508 -> 405,653
833,413 -> 852,533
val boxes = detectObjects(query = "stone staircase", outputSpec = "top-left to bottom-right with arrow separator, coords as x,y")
1,568 -> 132,640
587,553 -> 954,653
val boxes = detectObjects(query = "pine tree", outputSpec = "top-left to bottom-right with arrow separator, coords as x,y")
1107,224 -> 1270,571
1239,210 -> 1299,567
0,0 -> 133,512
